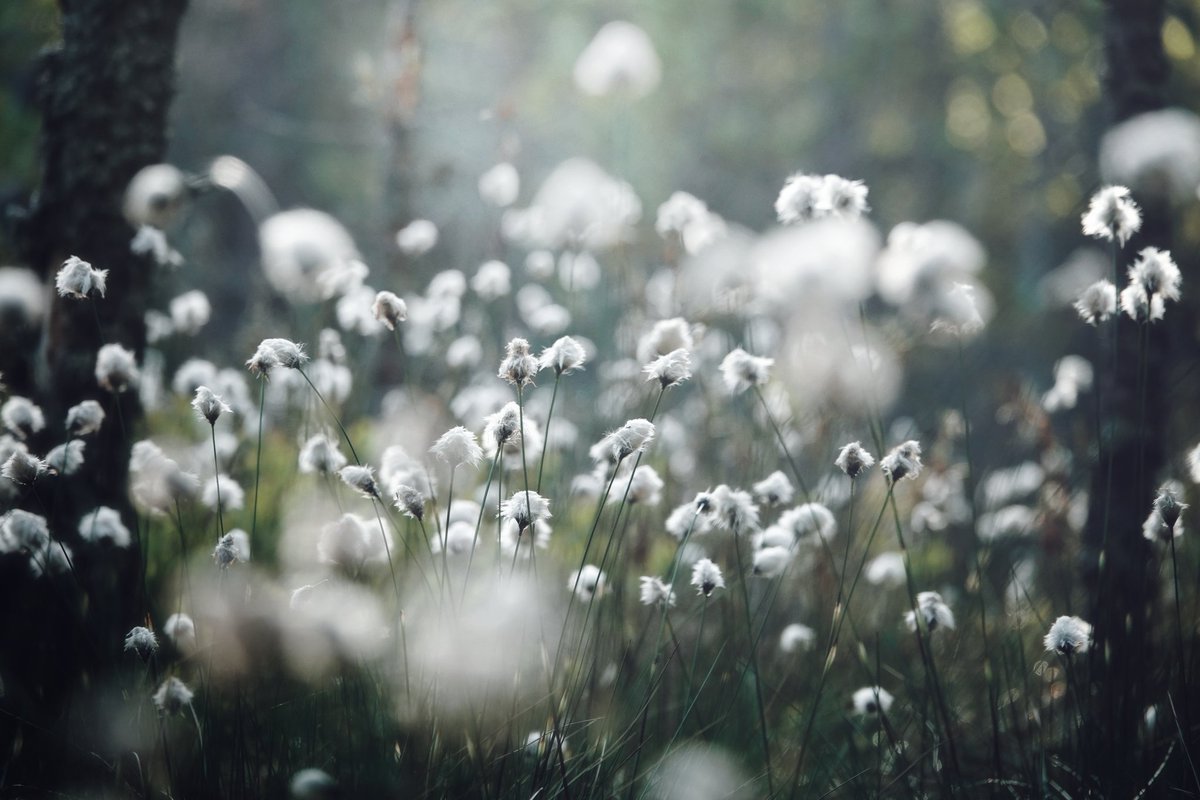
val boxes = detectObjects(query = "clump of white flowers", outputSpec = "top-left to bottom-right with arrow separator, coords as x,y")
904,591 -> 956,633
852,686 -> 894,715
153,676 -> 194,716
881,440 -> 923,483
1044,615 -> 1092,655
775,172 -> 870,224
1074,280 -> 1117,325
1143,482 -> 1187,542
690,558 -> 724,597
835,441 -> 875,479
95,344 -> 140,393
643,348 -> 692,389
246,338 -> 308,378
719,348 -> 773,394
569,564 -> 607,601
372,291 -> 407,331
1081,185 -> 1141,247
638,576 -> 676,607
55,256 -> 109,299
1121,247 -> 1182,322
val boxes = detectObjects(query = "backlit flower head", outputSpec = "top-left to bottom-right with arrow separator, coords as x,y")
1127,247 -> 1182,303
202,474 -> 244,512
690,558 -> 724,597
163,613 -> 196,654
45,440 -> 85,476
1081,186 -> 1141,247
622,465 -> 664,506
753,471 -> 794,507
1119,282 -> 1165,323
153,677 -> 194,716
852,686 -> 894,715
719,347 -> 773,394
1074,280 -> 1117,325
820,175 -> 871,219
124,626 -> 159,661
780,623 -> 816,653
501,490 -> 551,533
95,344 -> 140,393
2,451 -> 46,485
393,483 -> 426,521
1144,482 -> 1187,541
55,256 -> 109,299
247,338 -> 308,378
339,464 -> 380,499
66,400 -> 105,436
775,173 -> 825,224
396,219 -> 439,256
299,433 -> 348,475
779,502 -> 836,542
2,397 -> 45,440
569,564 -> 607,601
638,575 -> 676,607
704,484 -> 761,532
540,336 -> 587,376
643,348 -> 692,389
372,291 -> 408,331
593,418 -> 656,464
881,440 -> 923,483
904,591 -> 955,633
1044,615 -> 1092,655
499,338 -> 539,387
835,441 -> 875,479
213,529 -> 250,568
192,385 -> 231,425
430,426 -> 484,468
752,545 -> 792,577
483,402 -> 523,454
78,506 -> 131,547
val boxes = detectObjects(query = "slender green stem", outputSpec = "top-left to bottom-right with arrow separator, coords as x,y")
251,381 -> 266,542
733,530 -> 773,794
536,373 -> 562,492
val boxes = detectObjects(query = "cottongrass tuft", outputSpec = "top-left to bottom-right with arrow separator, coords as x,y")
192,385 -> 232,425
152,676 -> 194,716
753,470 -> 794,507
202,474 -> 244,512
569,564 -> 607,601
1,509 -> 50,553
124,626 -> 159,661
835,441 -> 876,479
540,335 -> 587,376
1044,615 -> 1092,655
592,418 -> 656,464
2,451 -> 47,485
247,338 -> 309,378
45,440 -> 85,475
393,483 -> 426,521
163,613 -> 197,655
78,506 -> 131,547
55,255 -> 108,299
1188,442 -> 1200,484
643,348 -> 692,389
371,291 -> 408,331
339,465 -> 380,499
690,558 -> 724,597
622,465 -> 664,506
1074,279 -> 1118,325
881,440 -> 923,483
1081,185 -> 1141,246
2,397 -> 45,440
95,344 -> 140,393
639,576 -> 676,607
719,347 -> 773,394
214,529 -> 250,568
1119,282 -> 1165,323
780,502 -> 836,542
1143,482 -> 1187,541
852,685 -> 894,715
499,338 -> 539,387
704,485 -> 761,532
298,434 -> 348,476
779,623 -> 816,653
430,426 -> 483,468
752,545 -> 792,577
500,490 -> 552,533
904,591 -> 956,633
65,399 -> 105,436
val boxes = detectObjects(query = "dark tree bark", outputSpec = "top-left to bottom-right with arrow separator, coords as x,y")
1083,0 -> 1174,792
3,1 -> 188,793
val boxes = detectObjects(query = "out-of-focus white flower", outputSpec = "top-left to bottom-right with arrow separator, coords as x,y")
622,465 -> 664,506
472,261 -> 512,300
299,433 -> 348,475
169,290 -> 211,335
1081,186 -> 1141,247
690,558 -> 724,597
260,209 -> 360,304
317,258 -> 369,301
1119,281 -> 1165,323
753,545 -> 792,577
638,575 -> 676,607
479,162 -> 520,207
638,318 -> 694,363
931,282 -> 987,337
866,551 -> 906,587
396,219 -> 438,256
779,623 -> 816,653
904,591 -> 955,633
78,506 -> 131,547
45,440 -> 85,476
643,348 -> 692,389
775,173 -> 825,224
124,164 -> 187,229
647,743 -> 747,800
1074,279 -> 1117,325
214,529 -> 250,568
430,426 -> 483,469
336,284 -> 385,336
1042,355 -> 1093,413
153,677 -> 194,716
56,256 -> 108,300
289,768 -> 337,800
202,474 -> 244,512
65,400 -> 105,437
0,267 -> 46,325
780,503 -> 836,542
1187,442 -> 1200,484
317,513 -> 392,571
569,564 -> 607,601
666,502 -> 711,540
163,613 -> 197,655
700,485 -> 761,533
95,344 -> 140,393
1100,109 -> 1200,202
719,348 -> 773,394
852,686 -> 894,715
573,20 -> 661,98
131,225 -> 183,268
1044,615 -> 1091,655
511,159 -> 640,251
371,291 -> 407,331
753,471 -> 794,507
977,505 -> 1037,541
881,440 -> 923,483
128,440 -> 199,515
2,397 -> 44,440
339,465 -> 380,499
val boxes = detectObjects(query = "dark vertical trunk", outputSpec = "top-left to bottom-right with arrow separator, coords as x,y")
4,1 -> 187,793
1083,0 -> 1171,792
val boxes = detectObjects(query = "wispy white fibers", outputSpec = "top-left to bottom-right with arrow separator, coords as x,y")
1044,615 -> 1092,655
506,158 -> 641,251
55,256 -> 108,299
259,209 -> 360,303
1081,186 -> 1141,247
573,21 -> 661,99
1100,110 -> 1200,202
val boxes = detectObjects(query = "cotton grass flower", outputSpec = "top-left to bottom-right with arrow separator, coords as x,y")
573,20 -> 661,99
540,336 -> 587,376
780,503 -> 836,542
704,484 -> 761,532
779,623 -> 816,653
500,490 -> 551,533
775,173 -> 825,224
479,162 -> 520,207
372,291 -> 407,331
1081,185 -> 1141,247
622,465 -> 664,506
2,397 -> 44,440
247,338 -> 308,378
904,591 -> 956,633
65,400 -> 105,436
393,484 -> 426,521
690,558 -> 724,597
881,440 -> 923,483
1044,615 -> 1092,655
169,290 -> 211,335
192,385 -> 231,425
1119,282 -> 1164,323
1074,280 -> 1118,325
866,552 -> 906,586
430,426 -> 483,469
396,219 -> 438,256
852,686 -> 894,715
290,768 -> 338,800
1127,246 -> 1182,305
0,509 -> 49,553
163,613 -> 197,655
642,348 -> 692,389
299,434 -> 348,475
638,576 -> 676,607
569,564 -> 607,601
753,471 -> 794,507
1188,443 -> 1200,485
124,626 -> 159,661
498,338 -> 538,387
78,506 -> 131,547
55,256 -> 108,299
318,513 -> 392,571
153,677 -> 194,716
214,530 -> 250,568
45,440 -> 85,476
1143,483 -> 1187,541
835,441 -> 875,479
203,475 -> 244,512
95,344 -> 140,393
753,545 -> 792,577
719,348 -> 773,394
2,451 -> 47,485
339,465 -> 380,499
